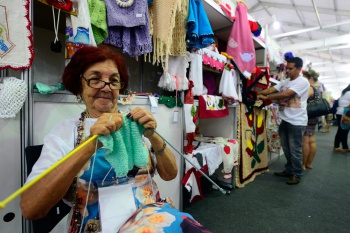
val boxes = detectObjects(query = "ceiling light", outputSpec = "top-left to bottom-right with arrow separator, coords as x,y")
272,15 -> 280,29
257,15 -> 281,29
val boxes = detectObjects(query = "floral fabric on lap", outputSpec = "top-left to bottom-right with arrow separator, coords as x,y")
119,203 -> 212,233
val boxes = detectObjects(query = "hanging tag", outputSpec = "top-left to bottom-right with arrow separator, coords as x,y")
148,96 -> 158,114
173,109 -> 179,122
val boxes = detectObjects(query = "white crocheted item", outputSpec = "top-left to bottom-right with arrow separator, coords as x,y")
158,55 -> 190,91
0,77 -> 27,118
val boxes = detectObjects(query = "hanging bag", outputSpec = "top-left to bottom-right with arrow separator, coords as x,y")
307,86 -> 331,118
340,106 -> 350,130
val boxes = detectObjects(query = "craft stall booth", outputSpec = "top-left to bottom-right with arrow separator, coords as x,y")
0,0 -> 286,232
180,0 -> 285,207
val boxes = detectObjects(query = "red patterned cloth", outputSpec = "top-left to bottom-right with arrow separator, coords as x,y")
198,95 -> 229,118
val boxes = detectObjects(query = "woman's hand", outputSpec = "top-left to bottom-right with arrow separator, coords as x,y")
128,107 -> 157,134
129,107 -> 178,180
90,112 -> 124,136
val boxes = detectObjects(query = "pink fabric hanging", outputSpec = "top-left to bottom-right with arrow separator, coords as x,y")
226,3 -> 256,78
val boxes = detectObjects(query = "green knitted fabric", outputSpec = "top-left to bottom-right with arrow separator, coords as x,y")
98,115 -> 149,177
87,0 -> 108,44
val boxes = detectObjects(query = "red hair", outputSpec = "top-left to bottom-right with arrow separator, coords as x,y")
61,45 -> 129,95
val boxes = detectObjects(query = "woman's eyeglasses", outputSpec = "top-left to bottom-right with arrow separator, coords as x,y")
81,75 -> 124,90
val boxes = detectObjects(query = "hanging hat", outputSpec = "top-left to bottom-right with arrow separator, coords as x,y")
284,52 -> 294,60
0,77 -> 27,118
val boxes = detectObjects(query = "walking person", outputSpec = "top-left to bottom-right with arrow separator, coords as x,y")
258,57 -> 310,185
301,69 -> 322,170
322,98 -> 338,133
333,84 -> 350,153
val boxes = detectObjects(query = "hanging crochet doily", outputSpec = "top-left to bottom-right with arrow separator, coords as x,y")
0,77 -> 27,118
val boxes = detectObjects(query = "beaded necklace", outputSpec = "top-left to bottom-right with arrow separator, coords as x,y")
68,111 -> 88,233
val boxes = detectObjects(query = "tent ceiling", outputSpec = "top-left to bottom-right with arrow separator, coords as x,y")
246,0 -> 350,98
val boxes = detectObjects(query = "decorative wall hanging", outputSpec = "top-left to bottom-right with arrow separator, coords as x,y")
0,0 -> 34,70
236,103 -> 269,188
226,2 -> 255,78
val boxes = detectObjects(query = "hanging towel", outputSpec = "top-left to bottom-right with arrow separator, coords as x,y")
87,0 -> 108,44
186,0 -> 215,49
198,95 -> 229,118
226,2 -> 255,78
188,51 -> 204,96
65,0 -> 96,58
219,67 -> 239,105
98,115 -> 149,178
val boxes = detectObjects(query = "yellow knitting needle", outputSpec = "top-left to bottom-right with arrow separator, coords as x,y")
0,135 -> 98,210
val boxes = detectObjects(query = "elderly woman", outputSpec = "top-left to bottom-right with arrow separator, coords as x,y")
20,45 -> 180,232
302,69 -> 323,170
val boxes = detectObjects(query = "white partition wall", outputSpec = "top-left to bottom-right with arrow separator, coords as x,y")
0,116 -> 24,233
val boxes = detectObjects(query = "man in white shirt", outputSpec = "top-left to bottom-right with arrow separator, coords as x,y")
258,57 -> 310,185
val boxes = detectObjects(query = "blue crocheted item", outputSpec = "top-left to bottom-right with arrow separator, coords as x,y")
98,115 -> 149,177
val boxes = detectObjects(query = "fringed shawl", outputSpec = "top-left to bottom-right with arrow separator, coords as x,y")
149,0 -> 180,70
170,0 -> 189,56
